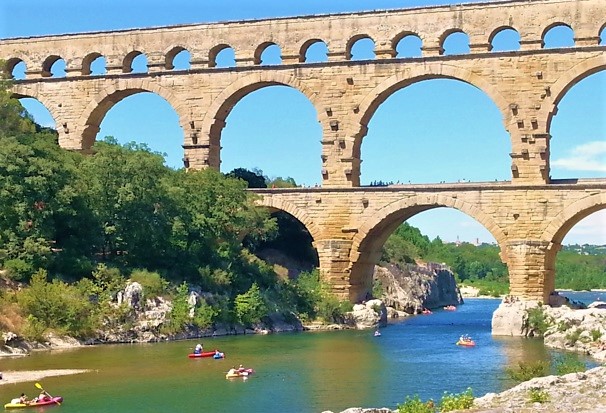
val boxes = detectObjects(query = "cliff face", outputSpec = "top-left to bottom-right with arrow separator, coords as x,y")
374,263 -> 462,314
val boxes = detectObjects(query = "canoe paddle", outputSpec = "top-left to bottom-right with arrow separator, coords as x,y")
34,383 -> 60,406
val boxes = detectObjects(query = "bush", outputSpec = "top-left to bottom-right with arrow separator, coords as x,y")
439,388 -> 474,411
590,329 -> 602,342
129,269 -> 169,298
527,307 -> 550,336
192,300 -> 218,329
17,269 -> 97,338
528,388 -> 549,403
372,279 -> 384,298
234,283 -> 268,326
565,328 -> 583,345
162,282 -> 191,335
2,258 -> 34,281
397,395 -> 434,413
506,360 -> 549,382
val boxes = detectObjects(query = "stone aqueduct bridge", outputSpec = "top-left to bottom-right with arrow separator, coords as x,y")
1,0 -> 605,302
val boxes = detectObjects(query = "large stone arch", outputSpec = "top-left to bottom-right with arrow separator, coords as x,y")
544,55 -> 606,132
346,193 -> 507,300
199,72 -> 322,168
542,193 -> 606,245
348,63 -> 511,163
77,79 -> 187,151
254,196 -> 322,245
10,87 -> 59,129
538,193 -> 606,296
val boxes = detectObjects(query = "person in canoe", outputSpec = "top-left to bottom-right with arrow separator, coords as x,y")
10,393 -> 29,405
32,390 -> 51,403
194,343 -> 203,355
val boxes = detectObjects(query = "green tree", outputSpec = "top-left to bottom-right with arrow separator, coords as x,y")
234,282 -> 268,326
78,138 -> 174,270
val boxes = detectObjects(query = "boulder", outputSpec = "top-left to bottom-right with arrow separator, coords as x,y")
347,300 -> 387,329
124,282 -> 143,310
491,297 -> 540,336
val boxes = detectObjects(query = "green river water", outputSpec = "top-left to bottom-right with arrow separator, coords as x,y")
0,297 -> 599,413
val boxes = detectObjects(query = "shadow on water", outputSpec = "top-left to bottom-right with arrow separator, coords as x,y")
0,296 -> 600,413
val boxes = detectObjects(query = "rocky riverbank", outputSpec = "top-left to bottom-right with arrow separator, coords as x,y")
322,366 -> 606,412
0,262 -> 460,356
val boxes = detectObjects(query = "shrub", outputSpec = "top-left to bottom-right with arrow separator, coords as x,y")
506,360 -> 549,382
2,258 -> 34,281
439,388 -> 474,411
234,283 -> 268,326
397,395 -> 435,413
557,320 -> 570,332
192,300 -> 218,329
17,269 -> 97,338
92,264 -> 125,301
22,314 -> 46,341
129,269 -> 169,298
528,388 -> 549,403
554,354 -> 586,375
162,282 -> 192,335
565,328 -> 583,345
590,329 -> 602,342
527,307 -> 550,336
372,279 -> 384,298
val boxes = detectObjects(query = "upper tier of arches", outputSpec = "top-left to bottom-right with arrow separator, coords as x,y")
1,0 -> 604,79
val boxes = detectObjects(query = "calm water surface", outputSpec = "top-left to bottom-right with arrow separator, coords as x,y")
0,296 -> 600,413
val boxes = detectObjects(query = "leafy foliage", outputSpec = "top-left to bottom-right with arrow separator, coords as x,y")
526,307 -> 551,336
438,388 -> 474,412
506,360 -> 549,382
528,388 -> 550,403
397,389 -> 474,413
234,282 -> 268,326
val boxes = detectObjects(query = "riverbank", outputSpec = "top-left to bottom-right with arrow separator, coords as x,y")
323,367 -> 606,412
0,369 -> 90,386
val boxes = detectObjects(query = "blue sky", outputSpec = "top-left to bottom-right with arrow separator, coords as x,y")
1,0 -> 605,246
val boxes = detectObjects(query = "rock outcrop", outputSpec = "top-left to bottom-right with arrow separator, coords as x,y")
374,263 -> 462,314
347,299 -> 388,329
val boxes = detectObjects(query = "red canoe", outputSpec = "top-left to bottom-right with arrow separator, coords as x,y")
188,350 -> 224,358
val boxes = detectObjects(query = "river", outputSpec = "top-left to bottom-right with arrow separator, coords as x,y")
0,294 -> 602,413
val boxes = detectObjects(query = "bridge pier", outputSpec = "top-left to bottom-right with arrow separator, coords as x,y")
315,239 -> 369,302
504,240 -> 558,303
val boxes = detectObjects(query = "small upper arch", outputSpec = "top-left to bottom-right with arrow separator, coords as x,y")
393,31 -> 423,58
299,39 -> 329,63
123,50 -> 148,73
347,34 -> 376,60
254,41 -> 282,65
165,45 -> 190,70
41,55 -> 66,78
488,26 -> 521,52
82,52 -> 104,75
440,29 -> 470,55
4,57 -> 26,79
542,22 -> 575,48
209,44 -> 236,68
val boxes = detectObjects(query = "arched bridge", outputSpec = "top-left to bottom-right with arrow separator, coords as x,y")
1,0 -> 605,302
254,180 -> 606,302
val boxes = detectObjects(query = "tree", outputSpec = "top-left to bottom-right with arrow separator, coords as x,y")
77,138 -> 174,269
227,168 -> 267,188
